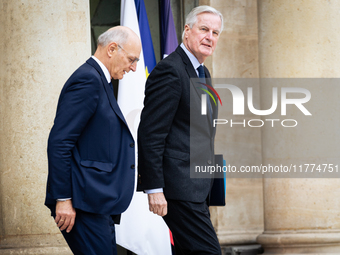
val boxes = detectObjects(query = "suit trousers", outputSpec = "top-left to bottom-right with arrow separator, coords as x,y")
51,207 -> 117,255
163,199 -> 221,255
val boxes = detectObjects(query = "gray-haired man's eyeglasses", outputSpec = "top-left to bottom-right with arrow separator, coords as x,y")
118,44 -> 140,66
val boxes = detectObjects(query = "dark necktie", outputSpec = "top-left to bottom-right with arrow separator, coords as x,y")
108,81 -> 113,92
197,65 -> 213,118
197,65 -> 206,83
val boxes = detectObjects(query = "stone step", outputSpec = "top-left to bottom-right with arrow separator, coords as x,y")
222,244 -> 264,255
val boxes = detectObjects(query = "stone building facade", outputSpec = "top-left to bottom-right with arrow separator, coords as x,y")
1,0 -> 339,254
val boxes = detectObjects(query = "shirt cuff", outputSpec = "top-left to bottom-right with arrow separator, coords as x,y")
145,188 -> 163,194
57,198 -> 72,201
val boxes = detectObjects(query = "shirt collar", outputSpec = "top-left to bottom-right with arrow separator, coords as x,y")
180,43 -> 203,71
91,56 -> 111,83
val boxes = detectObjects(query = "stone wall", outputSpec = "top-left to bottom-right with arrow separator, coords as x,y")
0,1 -> 90,253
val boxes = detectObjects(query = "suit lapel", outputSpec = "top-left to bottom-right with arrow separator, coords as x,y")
176,47 -> 214,131
86,58 -> 129,128
176,46 -> 214,132
176,47 -> 203,99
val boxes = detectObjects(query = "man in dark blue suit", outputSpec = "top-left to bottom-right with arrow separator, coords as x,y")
45,26 -> 141,255
137,6 -> 223,255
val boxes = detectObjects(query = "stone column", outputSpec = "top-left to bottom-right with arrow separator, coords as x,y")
201,0 -> 264,244
0,1 -> 90,254
257,0 -> 340,254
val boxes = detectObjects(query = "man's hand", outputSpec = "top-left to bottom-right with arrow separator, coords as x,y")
148,192 -> 167,216
55,200 -> 76,233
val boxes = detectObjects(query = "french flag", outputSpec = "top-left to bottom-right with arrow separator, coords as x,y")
116,0 -> 171,255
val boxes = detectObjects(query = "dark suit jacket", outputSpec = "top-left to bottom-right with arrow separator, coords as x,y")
45,58 -> 135,215
137,46 -> 218,203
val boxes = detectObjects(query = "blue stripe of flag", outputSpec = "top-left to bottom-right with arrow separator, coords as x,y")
134,0 -> 156,73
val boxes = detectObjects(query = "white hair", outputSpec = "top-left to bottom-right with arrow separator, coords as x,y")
97,28 -> 129,47
182,5 -> 224,40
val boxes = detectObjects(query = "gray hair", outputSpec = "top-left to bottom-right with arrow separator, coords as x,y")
182,5 -> 224,40
97,28 -> 129,47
